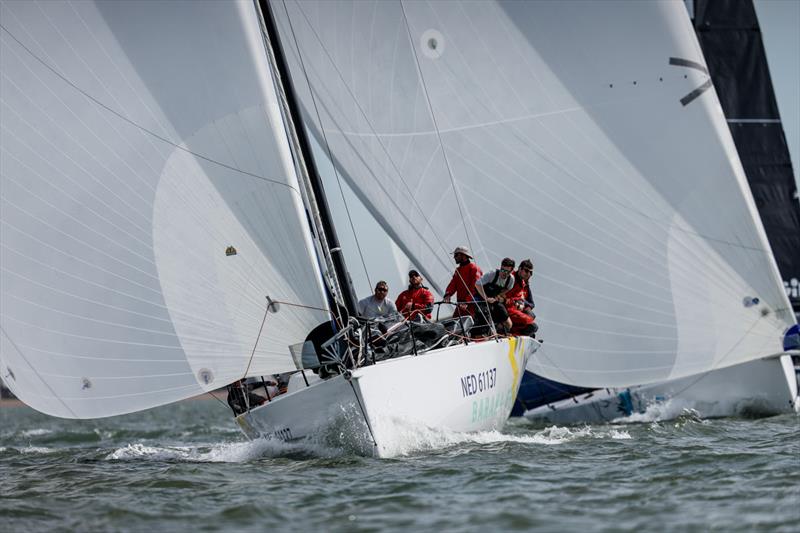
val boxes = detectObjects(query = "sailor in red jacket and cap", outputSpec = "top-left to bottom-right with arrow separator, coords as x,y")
396,270 -> 435,321
504,259 -> 538,337
442,246 -> 482,317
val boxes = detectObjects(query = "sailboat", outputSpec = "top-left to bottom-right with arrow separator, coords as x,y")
0,0 -> 796,455
0,0 -> 538,458
520,0 -> 800,425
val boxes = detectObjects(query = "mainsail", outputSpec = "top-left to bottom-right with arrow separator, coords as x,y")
0,0 -> 330,418
272,0 -> 794,387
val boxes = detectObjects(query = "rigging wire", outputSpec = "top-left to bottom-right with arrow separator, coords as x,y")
0,324 -> 77,418
0,24 -> 297,192
346,378 -> 379,449
255,0 -> 349,331
205,389 -> 232,411
283,0 -> 495,331
240,300 -> 271,381
284,2 -> 460,267
398,0 -> 475,257
239,298 -> 334,382
2,19 -> 314,343
280,0 -> 373,291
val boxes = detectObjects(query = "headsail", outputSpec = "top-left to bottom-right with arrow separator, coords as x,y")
272,0 -> 793,387
0,0 -> 330,418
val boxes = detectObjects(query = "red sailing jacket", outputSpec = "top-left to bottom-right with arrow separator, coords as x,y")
396,286 -> 435,320
444,262 -> 482,304
504,273 -> 530,309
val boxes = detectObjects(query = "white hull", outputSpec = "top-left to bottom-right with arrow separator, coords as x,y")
524,355 -> 799,425
236,337 -> 538,457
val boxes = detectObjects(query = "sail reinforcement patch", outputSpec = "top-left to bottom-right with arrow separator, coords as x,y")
197,368 -> 214,386
421,29 -> 445,59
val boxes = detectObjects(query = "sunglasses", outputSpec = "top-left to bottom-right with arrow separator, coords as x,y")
500,268 -> 513,274
520,268 -> 533,273
376,287 -> 388,292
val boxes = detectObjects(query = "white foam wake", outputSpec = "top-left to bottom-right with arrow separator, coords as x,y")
15,446 -> 58,454
20,428 -> 53,437
612,398 -> 701,424
610,392 -> 786,425
365,417 -> 632,457
106,437 -> 341,463
105,419 -> 634,462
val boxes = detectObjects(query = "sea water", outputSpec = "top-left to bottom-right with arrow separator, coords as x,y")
1,399 -> 798,532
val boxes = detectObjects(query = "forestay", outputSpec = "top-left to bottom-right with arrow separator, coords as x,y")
0,0 -> 330,418
272,0 -> 794,387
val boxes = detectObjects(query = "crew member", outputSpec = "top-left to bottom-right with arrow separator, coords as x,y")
357,281 -> 400,322
396,269 -> 435,321
442,246 -> 482,317
226,379 -> 266,416
473,257 -> 515,334
504,259 -> 537,337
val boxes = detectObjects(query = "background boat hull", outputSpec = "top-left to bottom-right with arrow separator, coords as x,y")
524,354 -> 798,425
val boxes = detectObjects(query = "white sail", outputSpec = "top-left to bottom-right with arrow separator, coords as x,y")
272,0 -> 794,387
0,0 -> 330,418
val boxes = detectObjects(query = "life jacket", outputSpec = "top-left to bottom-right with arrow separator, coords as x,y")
479,269 -> 513,298
504,273 -> 528,306
397,286 -> 434,319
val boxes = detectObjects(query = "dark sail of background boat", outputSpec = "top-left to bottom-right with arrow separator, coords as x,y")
693,0 -> 800,319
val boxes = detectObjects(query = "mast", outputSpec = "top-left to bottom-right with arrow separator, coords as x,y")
255,0 -> 359,315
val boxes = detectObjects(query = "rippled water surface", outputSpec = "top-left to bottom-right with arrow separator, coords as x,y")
1,399 -> 798,532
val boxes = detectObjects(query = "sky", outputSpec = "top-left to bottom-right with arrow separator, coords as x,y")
755,0 -> 800,191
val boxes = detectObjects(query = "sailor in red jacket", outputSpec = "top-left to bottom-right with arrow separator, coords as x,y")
504,259 -> 537,337
442,246 -> 482,317
396,270 -> 435,320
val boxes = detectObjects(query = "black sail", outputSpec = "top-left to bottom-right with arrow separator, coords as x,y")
693,0 -> 800,319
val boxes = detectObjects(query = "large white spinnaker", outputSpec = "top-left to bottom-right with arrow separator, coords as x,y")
272,0 -> 794,388
0,0 -> 330,418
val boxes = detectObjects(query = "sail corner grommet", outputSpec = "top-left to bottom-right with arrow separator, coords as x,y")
742,295 -> 769,316
197,368 -> 214,385
420,29 -> 445,59
742,296 -> 760,308
266,296 -> 280,313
